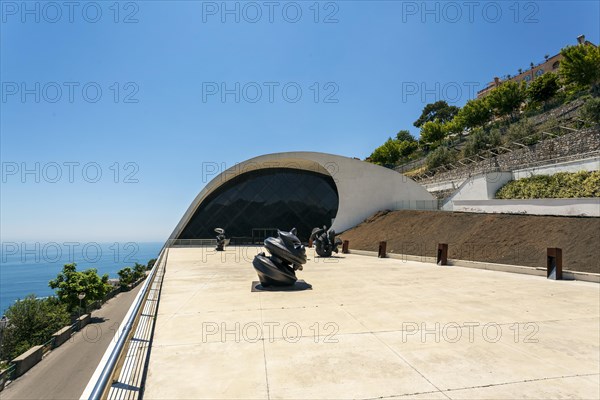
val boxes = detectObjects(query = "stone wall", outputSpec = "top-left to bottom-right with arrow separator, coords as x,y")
418,128 -> 600,185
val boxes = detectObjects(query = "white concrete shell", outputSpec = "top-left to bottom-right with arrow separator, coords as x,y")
169,151 -> 434,239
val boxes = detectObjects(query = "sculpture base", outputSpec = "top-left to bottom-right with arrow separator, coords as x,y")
251,280 -> 312,292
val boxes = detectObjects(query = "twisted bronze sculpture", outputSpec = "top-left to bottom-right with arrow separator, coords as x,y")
310,225 -> 342,257
253,228 -> 307,287
215,228 -> 226,251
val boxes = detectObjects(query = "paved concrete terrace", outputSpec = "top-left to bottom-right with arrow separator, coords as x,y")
145,246 -> 600,399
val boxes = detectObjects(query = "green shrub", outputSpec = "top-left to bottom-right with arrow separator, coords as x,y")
426,146 -> 457,170
579,97 -> 600,125
504,118 -> 540,146
496,171 -> 600,199
462,128 -> 501,158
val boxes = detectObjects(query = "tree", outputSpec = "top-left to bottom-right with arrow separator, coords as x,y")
2,295 -> 69,360
559,44 -> 600,88
147,258 -> 157,270
49,263 -> 111,312
368,138 -> 401,166
117,267 -> 135,287
133,263 -> 147,280
413,101 -> 460,128
443,118 -> 463,135
117,263 -> 146,288
487,80 -> 526,119
419,121 -> 446,144
455,97 -> 492,129
395,130 -> 415,142
527,72 -> 560,106
398,140 -> 418,157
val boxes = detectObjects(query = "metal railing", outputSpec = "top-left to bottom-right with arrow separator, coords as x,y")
0,363 -> 16,388
168,238 -> 216,247
82,246 -> 168,400
41,337 -> 55,355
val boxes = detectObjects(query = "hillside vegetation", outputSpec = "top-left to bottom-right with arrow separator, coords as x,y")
368,42 -> 600,176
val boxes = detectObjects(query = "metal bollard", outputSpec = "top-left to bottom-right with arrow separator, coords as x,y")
437,243 -> 448,266
342,240 -> 349,254
378,241 -> 387,258
547,248 -> 563,280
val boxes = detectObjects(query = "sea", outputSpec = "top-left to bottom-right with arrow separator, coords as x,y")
0,242 -> 164,314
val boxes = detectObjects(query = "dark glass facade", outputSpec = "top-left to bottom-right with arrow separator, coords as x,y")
178,168 -> 339,242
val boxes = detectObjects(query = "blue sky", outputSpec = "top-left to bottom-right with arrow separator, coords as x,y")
1,0 -> 598,242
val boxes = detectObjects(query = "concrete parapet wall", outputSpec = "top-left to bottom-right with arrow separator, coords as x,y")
452,198 -> 600,217
13,345 -> 43,378
512,155 -> 600,180
52,326 -> 72,348
77,314 -> 91,330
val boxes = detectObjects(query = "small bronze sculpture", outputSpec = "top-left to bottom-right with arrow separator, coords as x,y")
310,225 -> 342,257
253,228 -> 307,287
215,228 -> 226,251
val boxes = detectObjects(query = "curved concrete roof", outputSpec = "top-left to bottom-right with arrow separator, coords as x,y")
169,151 -> 434,240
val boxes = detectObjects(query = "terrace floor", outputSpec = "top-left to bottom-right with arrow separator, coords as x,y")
144,246 -> 600,399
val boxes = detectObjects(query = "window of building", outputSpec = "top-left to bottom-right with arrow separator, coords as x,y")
536,69 -> 544,77
552,61 -> 560,70
178,168 -> 339,242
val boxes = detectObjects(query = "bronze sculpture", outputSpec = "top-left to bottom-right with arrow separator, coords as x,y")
253,228 -> 307,287
310,225 -> 342,257
215,228 -> 226,251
